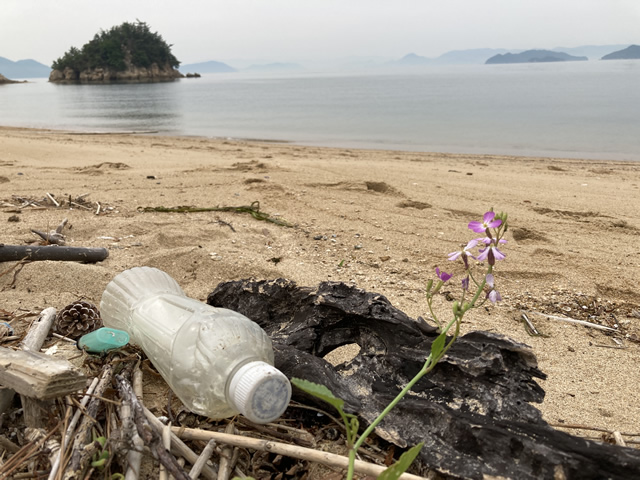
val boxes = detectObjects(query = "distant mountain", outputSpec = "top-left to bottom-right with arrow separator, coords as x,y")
0,56 -> 50,78
391,53 -> 432,66
180,60 -> 237,74
244,62 -> 305,73
601,45 -> 640,60
552,45 -> 629,60
434,48 -> 513,64
486,50 -> 588,64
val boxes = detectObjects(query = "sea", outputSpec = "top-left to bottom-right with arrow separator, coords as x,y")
1,60 -> 639,161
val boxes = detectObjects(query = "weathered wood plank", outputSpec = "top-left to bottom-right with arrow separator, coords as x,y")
0,347 -> 86,399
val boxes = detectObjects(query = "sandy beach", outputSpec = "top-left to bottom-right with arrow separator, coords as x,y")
1,126 -> 639,450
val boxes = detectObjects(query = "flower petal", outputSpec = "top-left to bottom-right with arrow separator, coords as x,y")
485,273 -> 495,287
468,221 -> 485,233
492,247 -> 506,261
482,211 -> 496,223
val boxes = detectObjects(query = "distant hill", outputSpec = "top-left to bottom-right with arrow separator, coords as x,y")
601,45 -> 640,60
388,53 -> 432,67
0,56 -> 50,78
180,60 -> 236,74
486,50 -> 588,64
552,45 -> 629,60
244,62 -> 305,73
434,48 -> 513,64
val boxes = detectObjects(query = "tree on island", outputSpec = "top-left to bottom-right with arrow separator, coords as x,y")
50,21 -> 181,82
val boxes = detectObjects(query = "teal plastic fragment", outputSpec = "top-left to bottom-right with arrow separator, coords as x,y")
78,327 -> 130,353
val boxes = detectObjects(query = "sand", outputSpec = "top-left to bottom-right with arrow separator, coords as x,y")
1,126 -> 639,442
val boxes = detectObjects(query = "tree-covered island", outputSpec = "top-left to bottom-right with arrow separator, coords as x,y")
49,21 -> 182,82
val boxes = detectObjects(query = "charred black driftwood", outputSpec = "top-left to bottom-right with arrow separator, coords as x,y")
0,244 -> 109,263
208,278 -> 640,480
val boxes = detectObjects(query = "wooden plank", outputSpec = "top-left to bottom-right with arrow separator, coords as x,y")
0,347 -> 86,400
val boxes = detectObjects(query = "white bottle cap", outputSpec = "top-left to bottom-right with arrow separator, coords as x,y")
228,361 -> 292,424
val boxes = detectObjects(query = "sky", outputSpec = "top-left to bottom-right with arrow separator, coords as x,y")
2,0 -> 639,67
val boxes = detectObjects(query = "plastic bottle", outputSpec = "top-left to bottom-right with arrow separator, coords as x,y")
100,266 -> 291,424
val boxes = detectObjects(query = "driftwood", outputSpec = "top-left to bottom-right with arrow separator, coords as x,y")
0,347 -> 86,399
0,244 -> 109,263
207,278 -> 640,480
0,307 -> 59,427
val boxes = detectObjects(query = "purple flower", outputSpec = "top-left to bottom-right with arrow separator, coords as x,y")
476,245 -> 506,265
488,289 -> 503,303
435,267 -> 452,282
485,274 -> 502,303
468,211 -> 502,234
448,239 -> 479,262
461,276 -> 470,291
476,237 -> 507,246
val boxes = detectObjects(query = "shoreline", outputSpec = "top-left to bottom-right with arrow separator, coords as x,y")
1,124 -> 638,164
1,126 -> 640,440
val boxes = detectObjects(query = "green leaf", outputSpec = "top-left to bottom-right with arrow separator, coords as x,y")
377,442 -> 424,480
430,331 -> 447,360
291,377 -> 345,413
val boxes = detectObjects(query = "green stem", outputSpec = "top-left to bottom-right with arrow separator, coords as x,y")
347,449 -> 357,480
351,313 -> 460,456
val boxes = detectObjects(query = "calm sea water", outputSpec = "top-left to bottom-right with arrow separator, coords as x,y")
1,61 -> 639,160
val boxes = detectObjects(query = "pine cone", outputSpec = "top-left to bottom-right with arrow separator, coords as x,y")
55,301 -> 102,339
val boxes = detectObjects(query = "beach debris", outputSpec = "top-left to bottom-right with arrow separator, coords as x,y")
0,347 -> 86,400
55,300 -> 102,339
31,217 -> 68,245
140,200 -> 292,227
207,278 -> 640,480
524,309 -> 618,332
77,327 -> 130,353
4,193 -> 116,214
0,244 -> 109,263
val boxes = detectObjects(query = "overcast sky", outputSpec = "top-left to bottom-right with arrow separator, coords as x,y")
2,0 -> 639,66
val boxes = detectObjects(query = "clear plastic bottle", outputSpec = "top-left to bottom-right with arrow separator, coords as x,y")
100,266 -> 291,424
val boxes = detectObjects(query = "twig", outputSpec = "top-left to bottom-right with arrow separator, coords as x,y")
120,385 -> 144,480
46,193 -> 60,207
613,432 -> 627,447
115,375 -> 190,480
159,423 -> 172,480
140,201 -> 292,227
523,310 -> 617,332
142,407 -> 217,480
236,416 -> 313,447
0,434 -> 21,453
217,423 -> 234,480
172,427 -> 428,480
63,363 -> 114,479
549,422 -> 640,438
189,439 -> 217,480
48,378 -> 100,480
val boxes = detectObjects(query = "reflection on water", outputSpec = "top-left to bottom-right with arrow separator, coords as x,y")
1,61 -> 640,160
53,82 -> 181,131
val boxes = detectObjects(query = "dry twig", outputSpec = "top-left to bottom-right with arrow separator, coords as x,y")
173,426 -> 428,480
115,375 -> 190,480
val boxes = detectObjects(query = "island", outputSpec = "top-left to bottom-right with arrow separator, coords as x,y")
49,21 -> 182,83
601,45 -> 640,60
0,73 -> 24,84
485,49 -> 588,64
